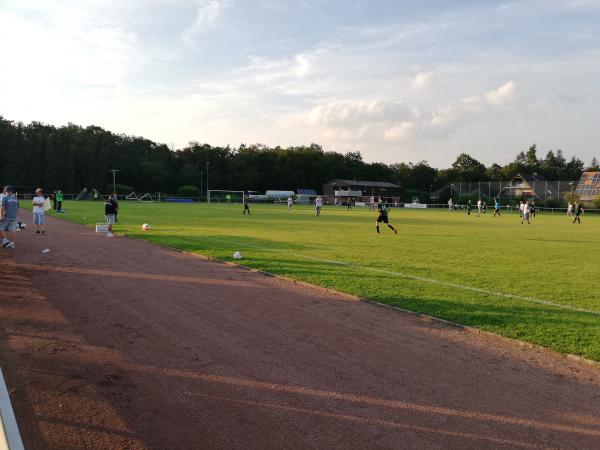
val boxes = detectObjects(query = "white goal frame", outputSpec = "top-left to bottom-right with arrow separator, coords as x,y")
125,192 -> 160,203
207,190 -> 245,204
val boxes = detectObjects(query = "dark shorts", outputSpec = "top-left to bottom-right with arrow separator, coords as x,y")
376,214 -> 389,224
494,208 -> 500,213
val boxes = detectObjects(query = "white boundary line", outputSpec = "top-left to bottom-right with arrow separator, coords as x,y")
0,368 -> 24,450
210,237 -> 600,317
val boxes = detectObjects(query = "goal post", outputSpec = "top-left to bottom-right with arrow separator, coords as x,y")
207,190 -> 245,204
124,192 -> 160,203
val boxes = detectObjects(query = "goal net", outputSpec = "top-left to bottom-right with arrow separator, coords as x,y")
125,192 -> 161,202
207,190 -> 245,204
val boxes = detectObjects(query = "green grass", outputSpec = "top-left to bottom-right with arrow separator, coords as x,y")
51,201 -> 600,361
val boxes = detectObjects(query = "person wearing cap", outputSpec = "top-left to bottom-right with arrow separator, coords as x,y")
0,186 -> 19,248
32,188 -> 47,234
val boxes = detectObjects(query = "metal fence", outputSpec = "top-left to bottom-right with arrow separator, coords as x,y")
446,180 -> 578,205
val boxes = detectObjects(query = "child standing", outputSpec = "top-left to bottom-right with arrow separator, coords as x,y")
32,188 -> 46,234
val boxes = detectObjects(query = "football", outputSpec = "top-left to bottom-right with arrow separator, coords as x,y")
141,223 -> 151,231
233,251 -> 242,260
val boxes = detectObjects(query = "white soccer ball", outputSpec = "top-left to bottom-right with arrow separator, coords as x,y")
141,223 -> 151,231
233,251 -> 242,260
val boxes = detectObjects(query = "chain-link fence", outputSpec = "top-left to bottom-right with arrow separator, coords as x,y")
447,180 -> 578,206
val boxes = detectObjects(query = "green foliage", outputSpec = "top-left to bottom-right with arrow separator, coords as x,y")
176,185 -> 201,198
593,195 -> 600,209
402,189 -> 426,203
108,183 -> 134,195
563,191 -> 580,204
53,201 -> 600,361
544,197 -> 560,208
0,116 -> 587,197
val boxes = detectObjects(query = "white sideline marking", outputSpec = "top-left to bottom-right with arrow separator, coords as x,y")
0,368 -> 25,450
211,237 -> 600,317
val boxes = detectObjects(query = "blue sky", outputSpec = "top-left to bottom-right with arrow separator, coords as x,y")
1,0 -> 599,166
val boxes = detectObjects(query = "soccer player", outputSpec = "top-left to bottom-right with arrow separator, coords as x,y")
32,188 -> 47,234
466,199 -> 472,216
0,186 -> 19,249
347,198 -> 352,210
476,198 -> 482,217
521,201 -> 531,224
243,197 -> 250,215
369,195 -> 375,211
572,203 -> 583,224
530,201 -> 536,218
315,195 -> 323,216
287,196 -> 293,211
518,201 -> 524,218
104,192 -> 119,237
375,198 -> 398,235
493,198 -> 501,218
566,202 -> 573,216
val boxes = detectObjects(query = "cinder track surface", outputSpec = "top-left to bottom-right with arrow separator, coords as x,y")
0,213 -> 598,449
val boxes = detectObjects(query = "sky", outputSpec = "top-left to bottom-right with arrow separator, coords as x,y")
1,0 -> 599,167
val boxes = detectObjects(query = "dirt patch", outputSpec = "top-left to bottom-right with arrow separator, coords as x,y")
0,213 -> 598,449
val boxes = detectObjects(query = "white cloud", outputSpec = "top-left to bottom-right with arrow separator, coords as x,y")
411,71 -> 435,90
384,122 -> 414,141
182,0 -> 232,46
484,80 -> 516,106
305,100 -> 413,127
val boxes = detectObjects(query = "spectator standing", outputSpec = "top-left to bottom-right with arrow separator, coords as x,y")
32,188 -> 46,234
0,186 -> 19,248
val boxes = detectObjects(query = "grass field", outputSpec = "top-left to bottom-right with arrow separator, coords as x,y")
50,201 -> 600,361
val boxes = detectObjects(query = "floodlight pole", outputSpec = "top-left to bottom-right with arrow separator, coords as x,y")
109,169 -> 119,193
200,171 -> 203,201
206,162 -> 210,203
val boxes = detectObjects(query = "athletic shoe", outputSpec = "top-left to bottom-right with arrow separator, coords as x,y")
41,230 -> 46,234
0,239 -> 9,248
394,229 -> 398,235
106,232 -> 114,238
5,242 -> 15,249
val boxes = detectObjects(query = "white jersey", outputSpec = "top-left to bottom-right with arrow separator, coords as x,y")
315,198 -> 322,208
523,203 -> 530,214
519,203 -> 524,212
477,200 -> 482,209
32,195 -> 45,213
287,197 -> 293,206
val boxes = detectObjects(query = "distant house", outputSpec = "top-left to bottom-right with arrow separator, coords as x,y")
323,179 -> 401,204
575,171 -> 600,204
497,173 -> 547,199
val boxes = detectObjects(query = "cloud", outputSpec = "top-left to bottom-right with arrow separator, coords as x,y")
384,122 -> 414,141
182,0 -> 231,46
305,100 -> 414,127
484,80 -> 516,106
411,71 -> 435,90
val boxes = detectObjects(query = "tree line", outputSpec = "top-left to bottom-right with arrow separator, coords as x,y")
1,117 -> 597,199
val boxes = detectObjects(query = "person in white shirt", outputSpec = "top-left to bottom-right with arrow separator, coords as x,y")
287,196 -> 293,211
476,198 -> 482,217
521,201 -> 531,224
315,196 -> 323,216
566,202 -> 573,216
369,195 -> 375,211
32,188 -> 46,234
518,201 -> 524,217
448,198 -> 453,210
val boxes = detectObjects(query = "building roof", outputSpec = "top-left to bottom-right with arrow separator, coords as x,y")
512,173 -> 547,183
326,179 -> 400,188
297,188 -> 318,195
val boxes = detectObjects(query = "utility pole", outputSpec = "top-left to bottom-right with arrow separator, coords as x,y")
109,169 -> 120,194
200,171 -> 203,201
206,161 -> 210,203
